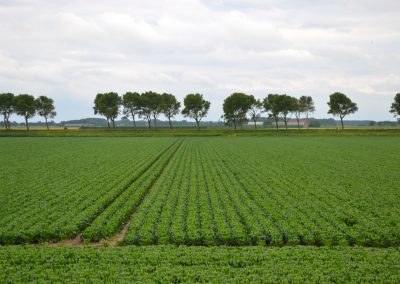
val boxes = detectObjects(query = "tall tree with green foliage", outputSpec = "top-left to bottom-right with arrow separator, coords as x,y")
293,98 -> 301,129
161,93 -> 180,128
389,93 -> 400,119
298,96 -> 315,128
263,94 -> 281,130
140,91 -> 162,129
14,94 -> 36,130
181,93 -> 210,129
35,96 -> 56,130
0,93 -> 14,130
122,92 -> 141,128
223,93 -> 252,130
138,97 -> 152,129
327,92 -> 358,129
93,92 -> 121,128
279,95 -> 298,130
248,96 -> 263,129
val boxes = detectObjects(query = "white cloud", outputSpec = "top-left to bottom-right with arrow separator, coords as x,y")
0,0 -> 399,122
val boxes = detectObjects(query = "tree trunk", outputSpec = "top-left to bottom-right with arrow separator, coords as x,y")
147,118 -> 151,130
168,116 -> 172,128
45,116 -> 49,130
196,119 -> 200,129
107,118 -> 110,129
254,119 -> 257,129
131,112 -> 136,128
25,116 -> 29,130
275,117 -> 279,130
233,119 -> 236,131
340,116 -> 344,129
284,116 -> 288,130
6,116 -> 11,130
154,117 -> 157,128
3,117 -> 6,130
306,113 -> 309,129
296,116 -> 300,129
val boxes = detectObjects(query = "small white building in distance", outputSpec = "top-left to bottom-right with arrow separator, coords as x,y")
247,122 -> 264,126
278,119 -> 309,128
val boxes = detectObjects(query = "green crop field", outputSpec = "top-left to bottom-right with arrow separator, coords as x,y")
1,136 -> 399,246
1,135 -> 399,282
1,246 -> 399,283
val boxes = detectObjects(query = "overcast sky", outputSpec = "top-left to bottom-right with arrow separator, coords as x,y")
1,0 -> 399,122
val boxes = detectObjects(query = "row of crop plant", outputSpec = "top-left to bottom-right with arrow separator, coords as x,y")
0,138 -> 177,244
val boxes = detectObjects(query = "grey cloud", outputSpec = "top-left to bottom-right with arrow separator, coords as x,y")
0,0 -> 399,122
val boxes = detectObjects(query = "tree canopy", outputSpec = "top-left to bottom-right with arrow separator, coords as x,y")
298,96 -> 315,128
263,94 -> 281,130
122,92 -> 141,128
292,98 -> 301,129
278,95 -> 298,130
222,93 -> 252,130
248,95 -> 263,129
14,94 -> 36,130
263,94 -> 297,130
0,93 -> 15,130
140,91 -> 162,129
389,93 -> 400,118
181,93 -> 210,129
93,92 -> 121,128
35,96 -> 56,130
161,93 -> 180,128
327,92 -> 358,129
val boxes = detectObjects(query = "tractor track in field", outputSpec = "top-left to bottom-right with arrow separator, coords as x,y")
46,138 -> 185,247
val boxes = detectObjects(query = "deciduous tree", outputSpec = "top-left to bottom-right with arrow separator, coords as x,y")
14,94 -> 36,130
263,94 -> 281,130
248,96 -> 263,129
298,96 -> 315,128
389,93 -> 400,118
161,93 -> 180,128
293,98 -> 301,129
35,96 -> 56,130
279,95 -> 297,130
93,92 -> 121,128
181,93 -> 210,129
140,91 -> 162,129
0,93 -> 14,130
223,93 -> 252,130
122,92 -> 141,128
327,92 -> 358,129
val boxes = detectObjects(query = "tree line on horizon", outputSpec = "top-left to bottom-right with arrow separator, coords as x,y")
93,91 -> 400,130
0,94 -> 56,130
94,92 -> 210,129
1,92 -> 399,130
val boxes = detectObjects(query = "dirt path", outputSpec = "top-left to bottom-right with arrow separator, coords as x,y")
109,221 -> 131,247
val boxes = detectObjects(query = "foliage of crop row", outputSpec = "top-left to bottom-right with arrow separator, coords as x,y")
81,139 -> 183,242
1,246 -> 399,283
123,137 -> 400,246
0,137 -> 177,244
1,136 -> 399,247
